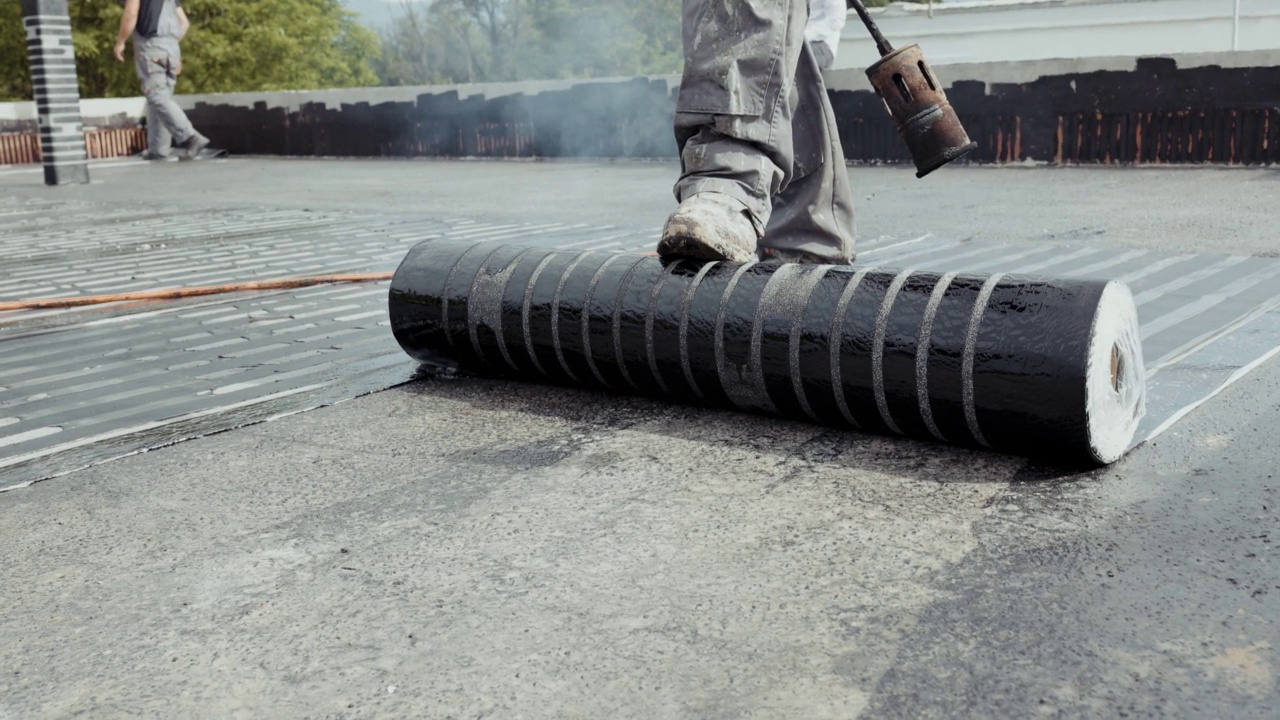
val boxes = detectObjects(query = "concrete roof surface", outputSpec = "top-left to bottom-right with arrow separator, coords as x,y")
1,158 -> 1277,718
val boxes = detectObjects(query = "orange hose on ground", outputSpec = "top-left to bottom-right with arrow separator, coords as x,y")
0,272 -> 395,313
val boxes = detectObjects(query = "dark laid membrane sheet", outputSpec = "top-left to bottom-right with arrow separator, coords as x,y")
389,241 -> 1147,464
2,198 -> 1279,485
387,234 -> 1280,461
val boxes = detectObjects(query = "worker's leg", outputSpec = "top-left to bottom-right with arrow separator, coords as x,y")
135,40 -> 200,147
144,103 -> 172,159
133,48 -> 173,159
661,0 -> 808,261
759,41 -> 856,264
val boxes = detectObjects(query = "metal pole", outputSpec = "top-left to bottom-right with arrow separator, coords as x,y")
1232,0 -> 1241,51
846,0 -> 896,58
21,0 -> 89,186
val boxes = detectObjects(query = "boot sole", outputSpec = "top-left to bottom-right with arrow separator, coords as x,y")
657,233 -> 756,263
178,139 -> 212,161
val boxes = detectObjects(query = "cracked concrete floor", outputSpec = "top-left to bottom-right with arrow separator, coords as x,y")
1,160 -> 1278,718
2,362 -> 1278,718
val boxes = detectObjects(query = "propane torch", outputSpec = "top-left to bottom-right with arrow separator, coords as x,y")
846,0 -> 978,177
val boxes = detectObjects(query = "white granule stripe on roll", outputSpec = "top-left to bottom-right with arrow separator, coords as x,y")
962,273 -> 1005,449
916,271 -> 958,443
872,268 -> 915,436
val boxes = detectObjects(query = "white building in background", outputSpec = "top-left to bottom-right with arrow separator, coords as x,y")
836,0 -> 1280,69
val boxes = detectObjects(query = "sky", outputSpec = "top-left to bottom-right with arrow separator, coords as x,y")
344,0 -> 398,29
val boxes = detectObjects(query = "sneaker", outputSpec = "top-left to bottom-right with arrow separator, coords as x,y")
140,151 -> 176,162
176,132 -> 211,160
658,192 -> 760,263
758,246 -> 855,265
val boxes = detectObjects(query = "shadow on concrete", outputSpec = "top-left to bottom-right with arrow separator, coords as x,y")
392,371 -> 1044,484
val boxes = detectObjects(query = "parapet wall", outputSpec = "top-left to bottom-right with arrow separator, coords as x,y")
3,51 -> 1278,167
831,55 -> 1280,166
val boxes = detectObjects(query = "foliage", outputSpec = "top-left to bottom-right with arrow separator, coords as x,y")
372,0 -> 938,87
178,0 -> 380,94
375,0 -> 683,87
0,0 -> 943,100
0,2 -> 33,101
1,0 -> 380,100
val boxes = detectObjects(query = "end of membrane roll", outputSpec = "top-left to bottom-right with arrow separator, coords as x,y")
1084,281 -> 1146,465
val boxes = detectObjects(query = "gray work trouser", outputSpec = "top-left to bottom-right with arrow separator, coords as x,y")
134,36 -> 197,155
674,0 -> 856,262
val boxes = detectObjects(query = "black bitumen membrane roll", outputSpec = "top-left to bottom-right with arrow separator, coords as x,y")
388,239 -> 1146,465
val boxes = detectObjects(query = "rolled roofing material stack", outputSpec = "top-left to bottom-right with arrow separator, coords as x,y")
388,239 -> 1146,465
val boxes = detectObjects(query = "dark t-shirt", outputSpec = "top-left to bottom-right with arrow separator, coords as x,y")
135,0 -> 179,39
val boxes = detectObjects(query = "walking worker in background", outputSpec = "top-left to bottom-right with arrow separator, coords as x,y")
112,0 -> 210,160
806,0 -> 848,71
659,0 -> 856,265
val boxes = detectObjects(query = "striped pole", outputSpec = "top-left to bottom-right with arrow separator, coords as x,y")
22,0 -> 89,186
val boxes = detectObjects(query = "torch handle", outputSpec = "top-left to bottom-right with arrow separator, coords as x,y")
847,0 -> 896,57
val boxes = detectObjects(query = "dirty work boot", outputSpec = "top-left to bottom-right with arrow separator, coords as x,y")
658,192 -> 760,263
758,247 -> 856,265
176,132 -> 211,161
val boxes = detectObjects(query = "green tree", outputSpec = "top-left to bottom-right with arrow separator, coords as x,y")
178,0 -> 380,94
0,2 -> 34,101
375,0 -> 682,87
524,0 -> 681,80
1,0 -> 380,101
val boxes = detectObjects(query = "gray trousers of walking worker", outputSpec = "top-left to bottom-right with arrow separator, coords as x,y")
675,0 -> 856,263
133,34 -> 197,156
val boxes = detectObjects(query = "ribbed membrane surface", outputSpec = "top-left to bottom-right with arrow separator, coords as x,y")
389,239 -> 1146,464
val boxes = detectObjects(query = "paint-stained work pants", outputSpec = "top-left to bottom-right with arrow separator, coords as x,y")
134,36 -> 197,154
674,0 -> 856,262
